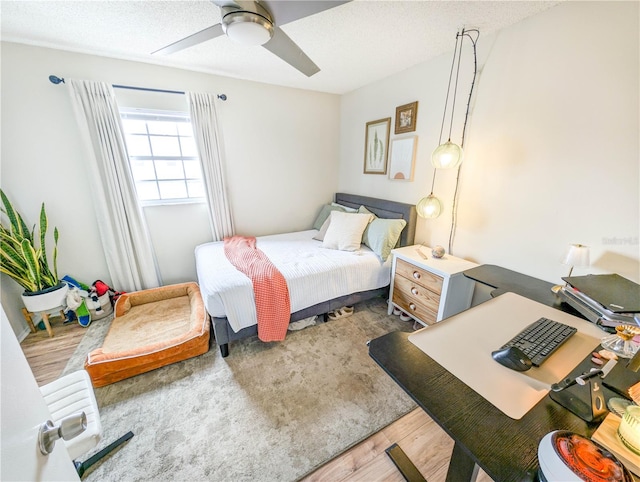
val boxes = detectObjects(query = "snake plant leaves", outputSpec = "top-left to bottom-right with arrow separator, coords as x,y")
21,238 -> 41,291
0,189 -> 60,292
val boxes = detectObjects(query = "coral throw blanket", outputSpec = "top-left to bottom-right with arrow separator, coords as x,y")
223,236 -> 291,342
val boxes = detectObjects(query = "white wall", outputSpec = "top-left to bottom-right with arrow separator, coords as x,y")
1,43 -> 340,336
3,1 -> 638,337
339,1 -> 639,285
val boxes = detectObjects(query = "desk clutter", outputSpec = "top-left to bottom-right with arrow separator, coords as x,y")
538,430 -> 634,481
546,355 -> 640,477
601,325 -> 640,360
559,273 -> 640,330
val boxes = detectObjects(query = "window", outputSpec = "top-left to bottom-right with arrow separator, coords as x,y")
120,108 -> 204,204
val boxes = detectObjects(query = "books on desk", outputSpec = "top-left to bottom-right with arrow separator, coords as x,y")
559,274 -> 640,329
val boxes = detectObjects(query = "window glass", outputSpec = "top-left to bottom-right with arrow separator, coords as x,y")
146,120 -> 177,135
187,180 -> 205,198
120,108 -> 205,204
130,160 -> 156,181
183,160 -> 201,179
180,137 -> 198,157
125,135 -> 151,156
149,136 -> 181,157
155,160 -> 184,180
135,181 -> 160,201
158,180 -> 187,199
177,123 -> 194,137
121,118 -> 148,134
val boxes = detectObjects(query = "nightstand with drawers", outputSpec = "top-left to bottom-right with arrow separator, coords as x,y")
388,245 -> 479,326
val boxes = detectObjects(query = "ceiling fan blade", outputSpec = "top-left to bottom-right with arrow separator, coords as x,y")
152,23 -> 225,55
260,0 -> 350,27
263,27 -> 320,77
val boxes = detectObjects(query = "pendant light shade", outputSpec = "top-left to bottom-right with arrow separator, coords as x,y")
416,194 -> 442,219
431,141 -> 464,169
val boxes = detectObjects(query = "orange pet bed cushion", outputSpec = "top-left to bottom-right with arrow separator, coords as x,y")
85,283 -> 210,387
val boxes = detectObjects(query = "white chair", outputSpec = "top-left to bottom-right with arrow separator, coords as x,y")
39,370 -> 102,461
40,370 -> 133,477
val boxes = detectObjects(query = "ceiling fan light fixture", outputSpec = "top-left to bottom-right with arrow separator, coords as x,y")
223,11 -> 274,46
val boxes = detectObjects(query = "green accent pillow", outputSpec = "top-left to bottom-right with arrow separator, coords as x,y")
331,202 -> 358,213
313,204 -> 345,231
358,206 -> 407,261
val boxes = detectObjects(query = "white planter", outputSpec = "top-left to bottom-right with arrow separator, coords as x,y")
21,283 -> 68,313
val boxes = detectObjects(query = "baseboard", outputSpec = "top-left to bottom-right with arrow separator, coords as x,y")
17,326 -> 30,342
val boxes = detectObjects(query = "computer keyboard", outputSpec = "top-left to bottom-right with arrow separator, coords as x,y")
499,317 -> 577,367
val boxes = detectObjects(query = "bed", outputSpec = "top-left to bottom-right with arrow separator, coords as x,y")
195,193 -> 417,357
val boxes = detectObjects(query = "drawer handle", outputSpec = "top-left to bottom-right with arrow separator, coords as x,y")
409,303 -> 417,311
411,287 -> 419,296
412,271 -> 421,280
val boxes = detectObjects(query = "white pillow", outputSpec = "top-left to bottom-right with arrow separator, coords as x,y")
322,211 -> 373,251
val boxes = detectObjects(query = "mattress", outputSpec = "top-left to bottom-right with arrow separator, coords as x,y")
195,229 -> 391,332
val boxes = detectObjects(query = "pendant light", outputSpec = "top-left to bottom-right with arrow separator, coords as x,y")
416,193 -> 442,219
415,28 -> 479,232
432,31 -> 465,169
416,171 -> 442,219
432,141 -> 463,169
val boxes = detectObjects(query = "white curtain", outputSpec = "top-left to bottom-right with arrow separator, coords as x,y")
187,92 -> 235,240
67,79 -> 161,292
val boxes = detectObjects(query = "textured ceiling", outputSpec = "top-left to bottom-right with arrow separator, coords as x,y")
1,0 -> 559,94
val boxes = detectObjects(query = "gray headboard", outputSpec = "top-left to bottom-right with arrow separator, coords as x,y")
334,192 -> 416,247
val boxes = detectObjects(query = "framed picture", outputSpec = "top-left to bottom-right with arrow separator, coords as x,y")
364,117 -> 391,174
394,101 -> 418,134
388,136 -> 418,181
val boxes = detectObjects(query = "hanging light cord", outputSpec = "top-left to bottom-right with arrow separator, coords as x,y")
431,31 -> 463,197
447,33 -> 464,142
449,28 -> 479,254
438,33 -> 462,145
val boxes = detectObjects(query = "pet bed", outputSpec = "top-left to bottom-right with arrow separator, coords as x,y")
84,282 -> 210,387
195,193 -> 416,357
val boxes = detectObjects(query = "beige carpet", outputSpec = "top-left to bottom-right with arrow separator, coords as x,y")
63,296 -> 416,481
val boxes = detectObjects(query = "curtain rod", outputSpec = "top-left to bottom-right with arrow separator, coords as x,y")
48,75 -> 227,101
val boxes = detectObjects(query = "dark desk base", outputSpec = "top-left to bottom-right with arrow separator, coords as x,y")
385,443 -> 428,482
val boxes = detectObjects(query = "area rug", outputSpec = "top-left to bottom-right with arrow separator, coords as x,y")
63,296 -> 416,481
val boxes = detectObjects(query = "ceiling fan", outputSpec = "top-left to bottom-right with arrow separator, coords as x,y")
152,0 -> 350,77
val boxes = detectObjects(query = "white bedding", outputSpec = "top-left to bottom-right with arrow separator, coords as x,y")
195,230 -> 391,333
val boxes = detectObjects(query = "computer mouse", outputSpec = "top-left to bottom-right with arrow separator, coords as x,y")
491,346 -> 533,371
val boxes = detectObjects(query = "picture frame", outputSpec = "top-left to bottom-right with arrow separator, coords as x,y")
363,117 -> 391,174
394,101 -> 418,134
388,136 -> 418,181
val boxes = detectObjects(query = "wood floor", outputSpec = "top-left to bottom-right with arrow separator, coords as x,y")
303,407 -> 493,482
20,313 -> 87,386
21,320 -> 493,482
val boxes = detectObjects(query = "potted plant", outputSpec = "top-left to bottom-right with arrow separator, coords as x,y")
0,189 -> 68,313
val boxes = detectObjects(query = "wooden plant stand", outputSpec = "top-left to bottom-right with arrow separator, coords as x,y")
22,307 -> 66,338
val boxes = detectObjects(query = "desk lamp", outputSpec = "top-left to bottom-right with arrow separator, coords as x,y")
562,244 -> 590,277
551,244 -> 590,293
